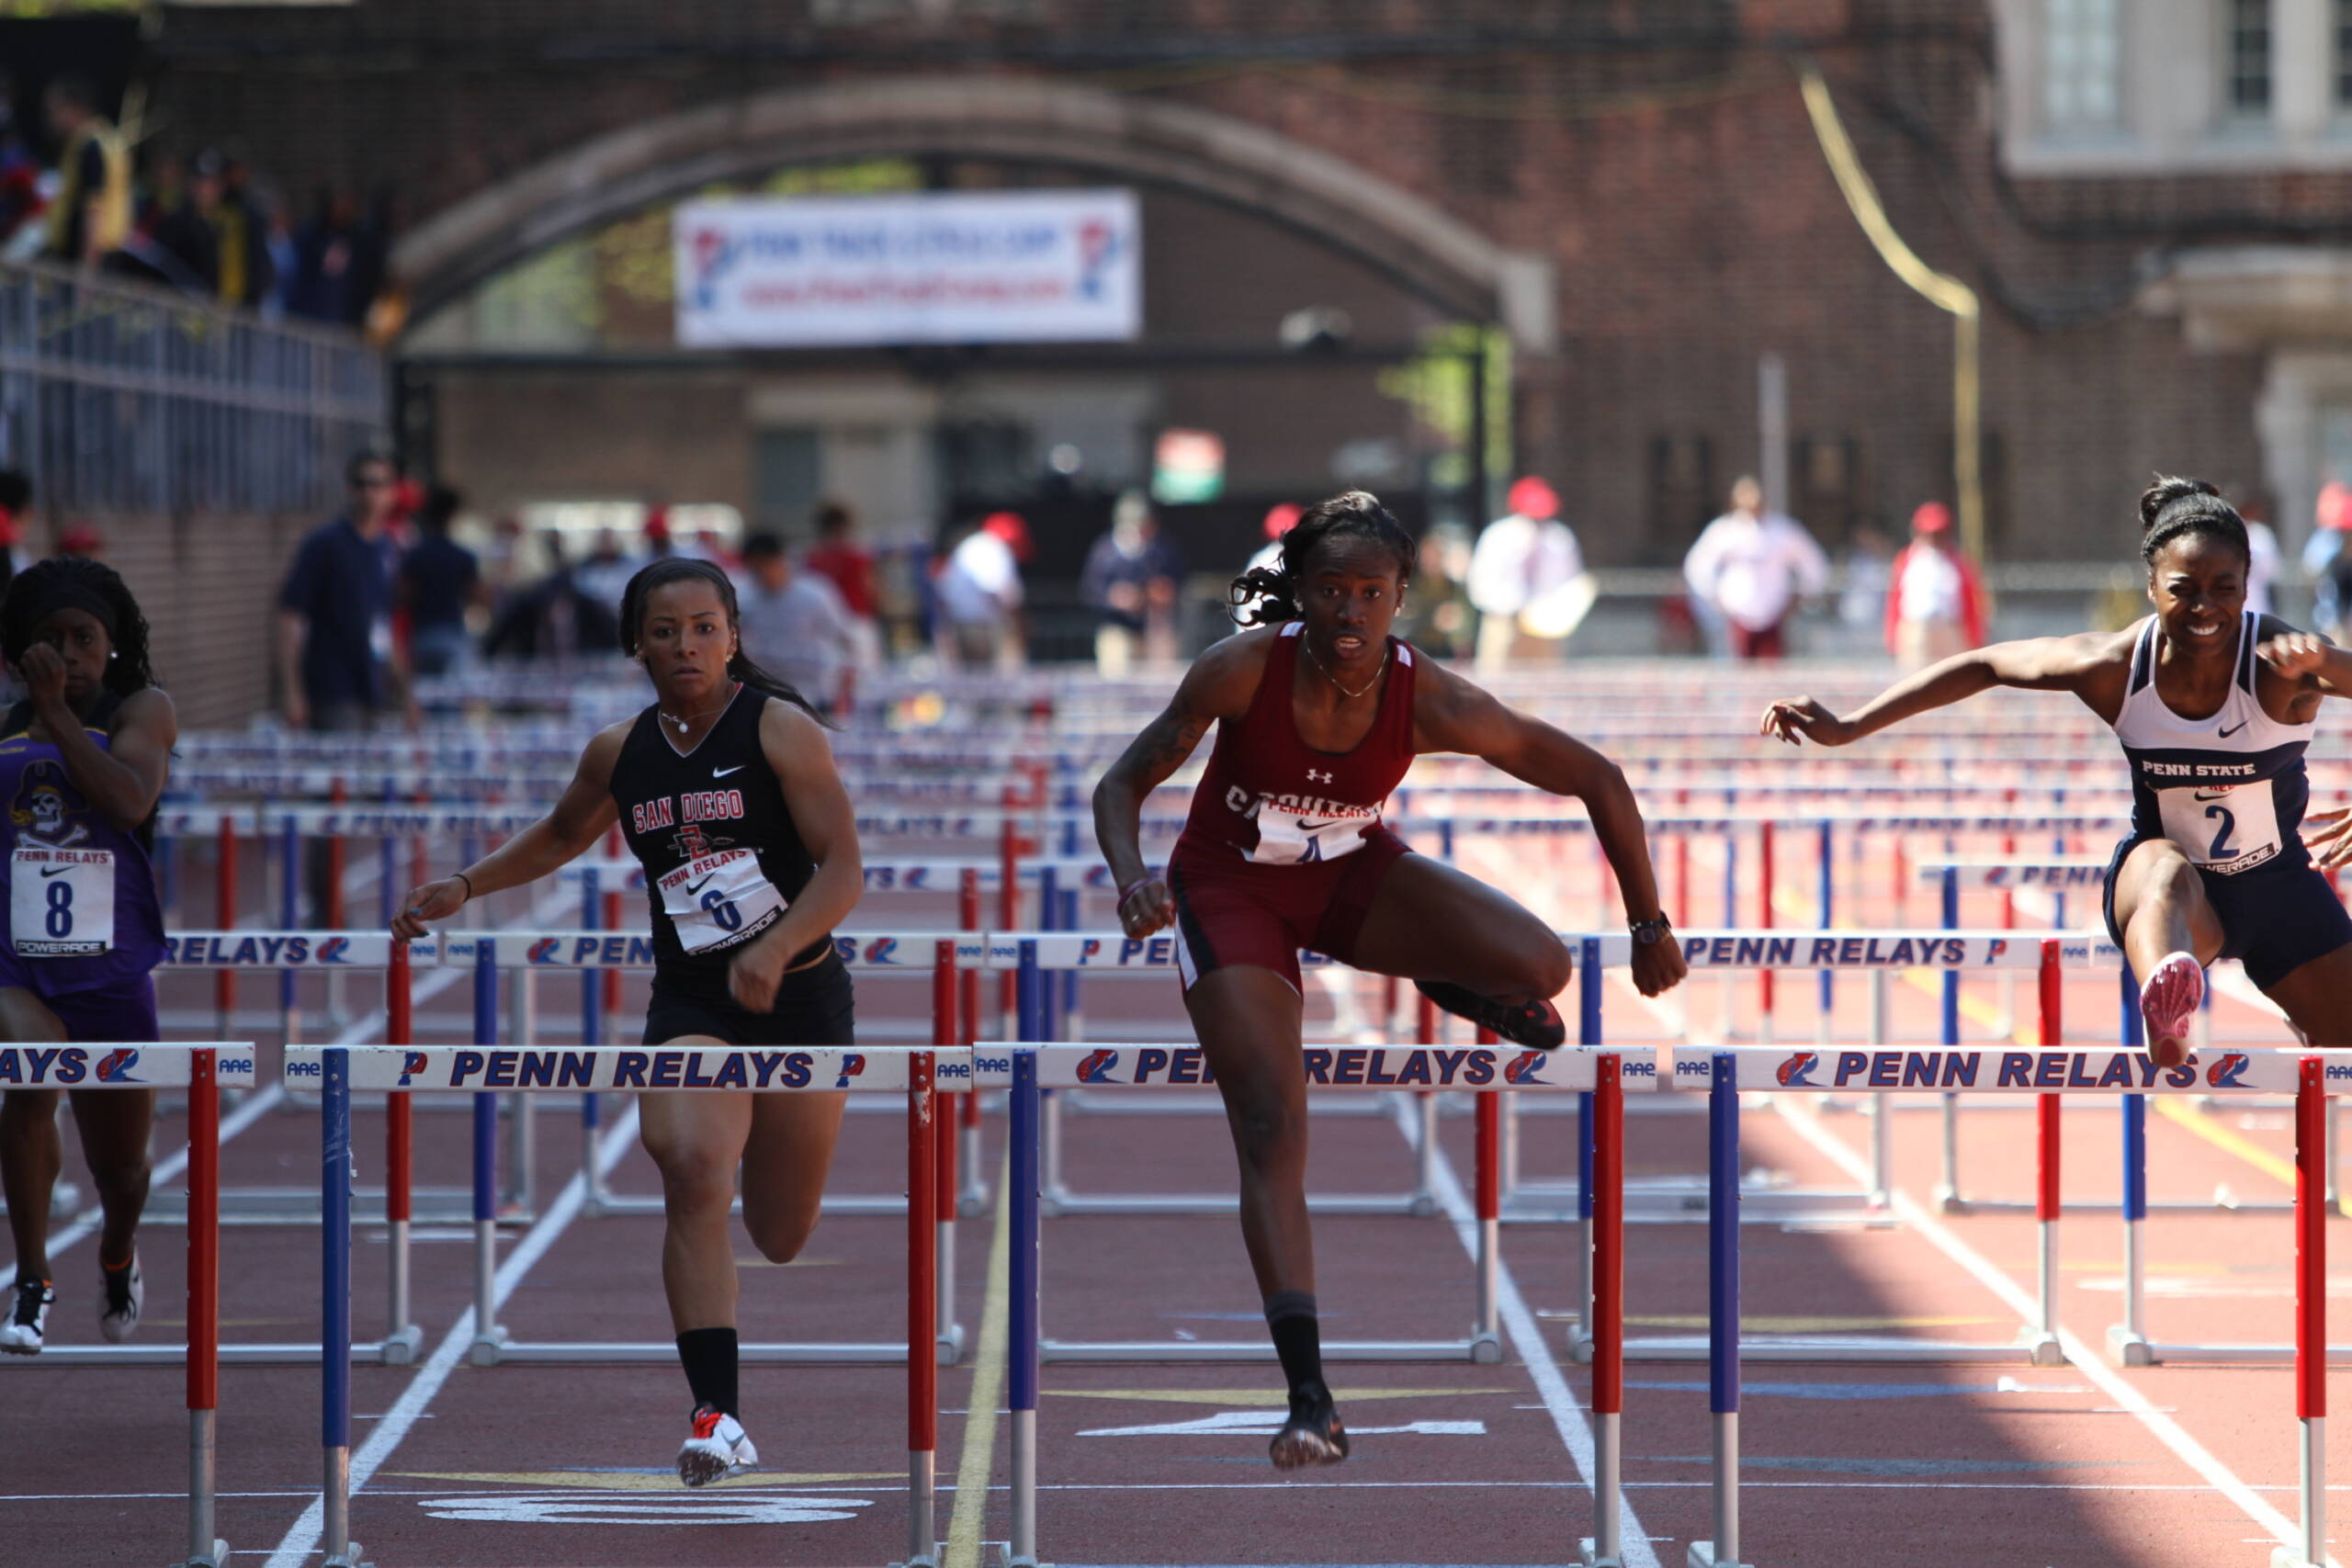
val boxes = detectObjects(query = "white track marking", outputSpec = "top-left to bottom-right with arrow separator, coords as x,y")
1403,1100 -> 1665,1568
261,1102 -> 641,1568
1772,1095 -> 2327,1562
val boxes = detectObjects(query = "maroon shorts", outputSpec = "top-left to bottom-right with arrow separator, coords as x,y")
1166,828 -> 1411,994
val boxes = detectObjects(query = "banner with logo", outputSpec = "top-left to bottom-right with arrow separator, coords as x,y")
674,189 -> 1141,347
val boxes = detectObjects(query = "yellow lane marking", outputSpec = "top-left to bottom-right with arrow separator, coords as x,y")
2152,1097 -> 2298,1191
1045,1387 -> 1510,1407
944,1150 -> 1013,1568
390,1470 -> 896,1491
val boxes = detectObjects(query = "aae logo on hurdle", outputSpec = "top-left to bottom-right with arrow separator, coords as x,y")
0,1043 -> 254,1086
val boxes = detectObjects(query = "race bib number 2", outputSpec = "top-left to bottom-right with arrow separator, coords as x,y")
2157,781 -> 2281,874
657,849 -> 785,953
12,846 -> 115,956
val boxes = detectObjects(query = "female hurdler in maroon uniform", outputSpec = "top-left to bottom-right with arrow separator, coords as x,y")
1094,490 -> 1687,1467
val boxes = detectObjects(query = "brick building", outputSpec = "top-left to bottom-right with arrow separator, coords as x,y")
141,0 -> 2352,574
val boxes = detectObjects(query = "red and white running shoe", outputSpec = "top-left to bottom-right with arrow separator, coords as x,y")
2139,951 -> 2204,1065
677,1403 -> 757,1487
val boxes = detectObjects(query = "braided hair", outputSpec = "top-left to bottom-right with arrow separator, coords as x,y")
2139,477 -> 2249,570
1227,490 -> 1416,627
0,557 -> 156,698
618,556 -> 831,726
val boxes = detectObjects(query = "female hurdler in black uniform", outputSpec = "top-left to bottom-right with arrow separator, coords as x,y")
394,558 -> 862,1485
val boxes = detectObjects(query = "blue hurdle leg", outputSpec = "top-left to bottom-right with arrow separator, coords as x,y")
2109,963 -> 2154,1365
1690,1052 -> 1750,1568
320,1047 -> 366,1568
1010,1048 -> 1043,1568
470,943 -> 506,1365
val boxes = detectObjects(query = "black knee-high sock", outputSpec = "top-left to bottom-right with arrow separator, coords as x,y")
676,1327 -> 740,1417
1263,1290 -> 1323,1398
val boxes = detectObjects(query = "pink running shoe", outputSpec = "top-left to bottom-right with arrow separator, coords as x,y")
2139,952 -> 2204,1066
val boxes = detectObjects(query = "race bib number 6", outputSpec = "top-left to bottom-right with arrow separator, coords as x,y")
12,846 -> 115,956
656,849 -> 785,953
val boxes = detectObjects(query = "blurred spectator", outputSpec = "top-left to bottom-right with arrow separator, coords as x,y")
400,484 -> 482,679
1080,490 -> 1182,674
209,154 -> 276,310
279,451 -> 408,732
1681,475 -> 1828,660
1838,520 -> 1893,637
41,76 -> 130,270
1247,503 -> 1300,581
2307,483 -> 2352,641
1409,520 -> 1477,660
57,523 -> 103,560
0,469 -> 30,600
1883,502 -> 1985,670
573,527 -> 639,619
643,506 -> 675,560
804,499 -> 882,670
288,188 -> 362,324
1467,475 -> 1592,670
141,150 -> 220,297
0,85 -> 37,250
935,513 -> 1029,670
2242,502 -> 2280,617
259,199 -> 299,321
735,532 -> 856,717
484,532 -> 620,660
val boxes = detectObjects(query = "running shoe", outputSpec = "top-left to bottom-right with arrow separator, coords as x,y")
99,1251 -> 141,1343
677,1403 -> 758,1487
1269,1382 -> 1350,1471
1413,980 -> 1566,1051
2140,951 -> 2205,1066
1,1278 -> 54,1355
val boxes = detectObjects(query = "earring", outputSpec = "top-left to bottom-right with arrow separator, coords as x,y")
107,650 -> 117,660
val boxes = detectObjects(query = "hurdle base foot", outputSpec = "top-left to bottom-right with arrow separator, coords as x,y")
2268,1548 -> 2324,1568
1931,1184 -> 1970,1215
469,1326 -> 510,1367
957,1191 -> 989,1219
1687,1543 -> 1750,1568
1566,1329 -> 1595,1366
936,1323 -> 967,1366
1577,1537 -> 1622,1567
322,1541 -> 370,1568
378,1325 -> 423,1366
1467,1331 -> 1503,1365
2107,1325 -> 2154,1366
987,1542 -> 1049,1568
1408,1191 -> 1438,1218
2019,1329 -> 2064,1368
168,1536 -> 229,1568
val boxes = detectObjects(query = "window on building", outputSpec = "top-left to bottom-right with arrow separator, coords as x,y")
2335,0 -> 2352,107
2226,0 -> 2273,118
2043,0 -> 2123,131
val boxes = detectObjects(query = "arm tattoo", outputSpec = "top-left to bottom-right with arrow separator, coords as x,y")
1126,708 -> 1210,784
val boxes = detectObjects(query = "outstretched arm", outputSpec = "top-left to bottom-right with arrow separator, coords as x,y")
390,724 -> 623,937
1092,636 -> 1261,937
1759,631 -> 2126,748
1416,665 -> 1686,996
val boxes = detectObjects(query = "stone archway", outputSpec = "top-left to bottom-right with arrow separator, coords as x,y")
391,74 -> 1554,350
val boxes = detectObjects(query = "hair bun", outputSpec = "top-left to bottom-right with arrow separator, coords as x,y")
2140,475 -> 2221,532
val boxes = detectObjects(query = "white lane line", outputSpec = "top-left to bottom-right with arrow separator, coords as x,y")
1770,1095 -> 2327,1562
261,1101 -> 642,1568
1401,1099 -> 1664,1568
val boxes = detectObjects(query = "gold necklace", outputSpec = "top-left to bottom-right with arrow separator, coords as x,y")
658,682 -> 739,734
1300,637 -> 1388,700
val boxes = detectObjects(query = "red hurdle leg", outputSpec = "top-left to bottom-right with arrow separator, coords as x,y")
2290,1055 -> 2327,1568
932,940 -> 962,1361
183,1047 -> 226,1567
1474,1026 -> 1501,1359
907,1048 -> 939,1565
1579,1053 -> 1624,1568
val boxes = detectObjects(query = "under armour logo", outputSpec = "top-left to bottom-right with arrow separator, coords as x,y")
1307,769 -> 1332,784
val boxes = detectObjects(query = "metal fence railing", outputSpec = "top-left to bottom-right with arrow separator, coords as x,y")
0,258 -> 385,517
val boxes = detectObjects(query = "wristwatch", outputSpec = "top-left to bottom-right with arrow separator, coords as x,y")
1629,915 -> 1673,947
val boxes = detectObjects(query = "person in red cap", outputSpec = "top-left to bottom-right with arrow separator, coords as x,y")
1467,475 -> 1590,671
934,512 -> 1029,668
1883,501 -> 1984,670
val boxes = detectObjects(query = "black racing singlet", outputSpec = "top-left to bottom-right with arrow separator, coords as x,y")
607,686 -> 828,984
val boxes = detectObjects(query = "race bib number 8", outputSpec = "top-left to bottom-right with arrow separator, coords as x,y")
2156,781 -> 2282,874
12,846 -> 115,956
656,849 -> 785,953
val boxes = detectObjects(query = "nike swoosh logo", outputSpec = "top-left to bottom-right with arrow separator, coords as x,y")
2194,790 -> 2235,802
713,765 -> 746,778
2218,721 -> 2247,738
1298,819 -> 1344,831
39,865 -> 71,878
684,876 -> 716,896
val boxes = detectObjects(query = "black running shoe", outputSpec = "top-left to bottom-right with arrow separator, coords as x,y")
1414,980 -> 1566,1051
1269,1382 -> 1351,1471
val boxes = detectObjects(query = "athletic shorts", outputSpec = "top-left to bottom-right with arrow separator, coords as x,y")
2101,835 -> 2352,992
642,946 -> 855,1048
1167,827 -> 1411,995
0,971 -> 161,1051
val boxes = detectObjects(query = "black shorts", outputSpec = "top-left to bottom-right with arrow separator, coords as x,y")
642,947 -> 855,1047
2101,835 -> 2352,992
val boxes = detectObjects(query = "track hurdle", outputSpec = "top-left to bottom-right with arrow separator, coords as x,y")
0,1043 -> 253,1568
421,931 -> 973,1365
293,1041 -> 960,1568
993,1039 -> 1591,1563
1637,1043 -> 2336,1568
